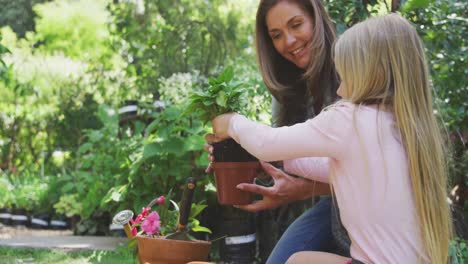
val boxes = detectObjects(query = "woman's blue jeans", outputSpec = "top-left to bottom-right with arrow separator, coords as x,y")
266,196 -> 335,264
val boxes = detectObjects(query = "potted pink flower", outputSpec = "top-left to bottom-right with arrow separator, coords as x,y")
113,179 -> 212,264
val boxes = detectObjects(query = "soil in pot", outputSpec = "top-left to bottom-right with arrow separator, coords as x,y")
137,236 -> 211,264
212,139 -> 257,162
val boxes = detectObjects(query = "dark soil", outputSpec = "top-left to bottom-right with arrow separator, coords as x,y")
213,139 -> 258,162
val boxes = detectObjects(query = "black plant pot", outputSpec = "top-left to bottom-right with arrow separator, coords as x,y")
11,209 -> 29,227
213,139 -> 258,162
118,100 -> 138,117
0,208 -> 12,225
219,213 -> 257,263
49,214 -> 70,230
30,213 -> 51,229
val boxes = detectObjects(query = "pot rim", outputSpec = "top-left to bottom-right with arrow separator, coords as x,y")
211,161 -> 260,169
136,235 -> 212,245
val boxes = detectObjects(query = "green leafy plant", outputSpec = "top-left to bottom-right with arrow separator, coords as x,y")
54,194 -> 83,218
185,66 -> 250,124
0,177 -> 13,208
451,237 -> 468,264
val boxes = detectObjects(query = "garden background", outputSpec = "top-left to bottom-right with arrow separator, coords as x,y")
0,0 -> 466,263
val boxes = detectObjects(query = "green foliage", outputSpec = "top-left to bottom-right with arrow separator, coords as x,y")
109,0 -> 255,97
125,105 -> 207,210
53,194 -> 83,218
0,37 -> 10,78
402,0 -> 467,132
33,0 -> 113,61
185,66 -> 251,123
0,0 -> 46,38
158,72 -> 203,105
402,0 -> 434,11
451,237 -> 468,264
0,0 -> 128,175
57,105 -> 133,218
1,172 -> 49,211
0,177 -> 14,208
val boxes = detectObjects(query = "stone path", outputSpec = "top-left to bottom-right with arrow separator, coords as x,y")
0,225 -> 127,251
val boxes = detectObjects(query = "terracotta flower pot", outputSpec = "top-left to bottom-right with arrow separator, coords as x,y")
211,161 -> 261,205
137,235 -> 211,264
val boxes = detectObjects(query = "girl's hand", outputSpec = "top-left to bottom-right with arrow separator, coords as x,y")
211,113 -> 237,141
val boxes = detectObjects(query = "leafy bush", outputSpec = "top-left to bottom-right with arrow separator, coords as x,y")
2,172 -> 49,211
451,237 -> 468,264
33,0 -> 113,61
0,177 -> 14,208
0,0 -> 46,37
109,0 -> 255,97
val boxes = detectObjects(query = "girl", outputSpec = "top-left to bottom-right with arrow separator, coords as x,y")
210,14 -> 452,263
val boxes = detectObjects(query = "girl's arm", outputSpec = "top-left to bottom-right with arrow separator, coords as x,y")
221,104 -> 351,163
211,103 -> 351,183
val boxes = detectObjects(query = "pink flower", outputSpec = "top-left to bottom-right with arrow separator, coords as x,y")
131,226 -> 137,236
131,207 -> 151,225
156,196 -> 165,205
141,211 -> 160,235
141,207 -> 150,217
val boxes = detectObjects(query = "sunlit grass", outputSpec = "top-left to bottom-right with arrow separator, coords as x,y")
0,246 -> 136,264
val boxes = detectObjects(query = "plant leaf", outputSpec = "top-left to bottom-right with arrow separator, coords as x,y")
216,91 -> 227,107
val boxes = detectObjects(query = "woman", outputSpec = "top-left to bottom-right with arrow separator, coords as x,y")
206,0 -> 349,263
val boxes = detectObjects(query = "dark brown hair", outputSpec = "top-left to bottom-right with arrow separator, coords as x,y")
256,0 -> 338,126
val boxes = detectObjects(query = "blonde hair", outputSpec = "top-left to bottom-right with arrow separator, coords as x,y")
255,0 -> 338,126
334,14 -> 452,263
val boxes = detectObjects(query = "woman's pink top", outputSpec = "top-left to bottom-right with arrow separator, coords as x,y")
228,101 -> 427,263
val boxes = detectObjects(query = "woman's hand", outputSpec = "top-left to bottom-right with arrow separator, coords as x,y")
234,161 -> 331,212
203,135 -> 215,173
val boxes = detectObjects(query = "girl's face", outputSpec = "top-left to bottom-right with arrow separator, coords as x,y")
266,1 -> 314,69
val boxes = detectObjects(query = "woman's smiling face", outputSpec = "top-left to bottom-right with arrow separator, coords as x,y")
266,1 -> 314,69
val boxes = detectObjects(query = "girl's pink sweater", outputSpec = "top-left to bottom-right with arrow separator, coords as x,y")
228,101 -> 427,263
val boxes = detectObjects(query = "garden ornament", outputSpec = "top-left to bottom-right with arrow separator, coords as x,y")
112,209 -> 134,240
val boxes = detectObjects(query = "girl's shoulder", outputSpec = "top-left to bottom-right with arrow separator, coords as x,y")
320,101 -> 394,123
327,101 -> 392,115
322,100 -> 355,113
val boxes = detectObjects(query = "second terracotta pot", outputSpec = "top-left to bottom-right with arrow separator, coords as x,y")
211,161 -> 261,205
137,235 -> 211,264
